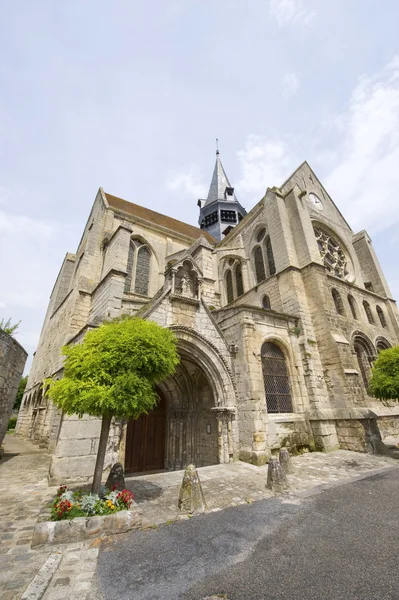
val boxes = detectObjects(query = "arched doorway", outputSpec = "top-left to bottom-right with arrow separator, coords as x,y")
124,359 -> 219,473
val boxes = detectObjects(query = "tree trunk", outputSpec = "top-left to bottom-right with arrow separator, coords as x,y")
92,414 -> 112,495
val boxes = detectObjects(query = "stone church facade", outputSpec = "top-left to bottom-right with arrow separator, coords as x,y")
16,153 -> 399,484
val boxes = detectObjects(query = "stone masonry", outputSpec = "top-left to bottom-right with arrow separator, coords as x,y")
0,329 -> 27,448
16,154 -> 399,484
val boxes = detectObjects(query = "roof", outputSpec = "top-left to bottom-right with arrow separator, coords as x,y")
104,192 -> 216,244
204,152 -> 239,206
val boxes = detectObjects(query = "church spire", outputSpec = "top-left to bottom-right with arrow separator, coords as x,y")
198,148 -> 247,241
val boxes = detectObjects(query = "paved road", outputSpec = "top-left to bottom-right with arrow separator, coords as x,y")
95,467 -> 399,600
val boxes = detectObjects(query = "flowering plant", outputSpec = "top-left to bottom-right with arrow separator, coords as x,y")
50,485 -> 135,521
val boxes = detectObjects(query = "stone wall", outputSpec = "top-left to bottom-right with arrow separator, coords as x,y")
0,330 -> 27,447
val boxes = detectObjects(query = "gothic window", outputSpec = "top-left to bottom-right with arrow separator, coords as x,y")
331,288 -> 345,316
135,246 -> 151,295
262,294 -> 271,310
254,246 -> 266,283
376,306 -> 387,328
348,295 -> 358,320
363,301 -> 374,324
225,270 -> 234,303
125,240 -> 152,296
265,235 -> 276,276
261,342 -> 293,413
235,263 -> 244,298
314,226 -> 348,279
354,338 -> 373,388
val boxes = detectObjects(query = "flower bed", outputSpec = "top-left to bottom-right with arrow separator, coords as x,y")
31,485 -> 144,548
51,485 -> 135,520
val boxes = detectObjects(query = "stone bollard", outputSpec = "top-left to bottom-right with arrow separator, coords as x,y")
279,448 -> 293,474
178,464 -> 207,514
266,457 -> 289,492
105,463 -> 126,491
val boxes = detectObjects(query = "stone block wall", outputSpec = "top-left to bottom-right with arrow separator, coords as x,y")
0,330 -> 27,447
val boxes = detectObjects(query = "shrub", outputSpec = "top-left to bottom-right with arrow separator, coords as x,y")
8,417 -> 17,430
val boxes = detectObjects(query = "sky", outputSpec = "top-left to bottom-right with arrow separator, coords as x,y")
1,0 -> 399,372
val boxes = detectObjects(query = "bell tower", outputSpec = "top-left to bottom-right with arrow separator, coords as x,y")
198,150 -> 247,241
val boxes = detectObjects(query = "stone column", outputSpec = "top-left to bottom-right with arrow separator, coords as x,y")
212,408 -> 237,464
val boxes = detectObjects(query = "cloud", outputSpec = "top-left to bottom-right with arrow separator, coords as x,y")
268,0 -> 315,28
166,166 -> 207,199
237,57 -> 399,236
237,135 -> 298,201
325,56 -> 399,233
282,73 -> 300,98
0,209 -> 57,244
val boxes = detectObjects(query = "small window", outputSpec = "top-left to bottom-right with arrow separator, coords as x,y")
254,246 -> 266,283
225,270 -> 234,303
221,210 -> 237,223
332,289 -> 345,316
204,211 -> 218,226
364,282 -> 374,292
348,295 -> 358,320
262,295 -> 271,310
376,306 -> 387,328
225,186 -> 234,197
363,301 -> 374,324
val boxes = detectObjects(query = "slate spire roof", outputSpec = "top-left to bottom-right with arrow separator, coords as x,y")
204,150 -> 238,206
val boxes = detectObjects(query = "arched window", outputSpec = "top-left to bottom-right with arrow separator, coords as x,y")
254,246 -> 266,283
261,342 -> 293,413
353,337 -> 374,388
363,301 -> 374,324
348,295 -> 358,320
265,235 -> 276,276
225,270 -> 234,303
262,294 -> 271,310
376,306 -> 387,328
235,263 -> 244,298
332,288 -> 345,315
134,246 -> 151,295
125,240 -> 152,296
376,338 -> 391,352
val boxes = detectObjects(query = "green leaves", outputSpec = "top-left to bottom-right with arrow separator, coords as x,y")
369,346 -> 399,400
45,317 -> 179,419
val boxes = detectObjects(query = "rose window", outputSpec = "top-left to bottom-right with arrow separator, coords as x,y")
313,226 -> 348,279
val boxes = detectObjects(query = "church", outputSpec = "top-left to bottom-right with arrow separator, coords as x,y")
16,151 -> 399,484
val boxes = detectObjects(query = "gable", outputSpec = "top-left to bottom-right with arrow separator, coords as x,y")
280,161 -> 353,234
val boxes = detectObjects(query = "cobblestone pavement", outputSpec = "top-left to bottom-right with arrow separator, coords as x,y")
0,435 -> 99,600
126,450 -> 399,525
1,434 -> 398,600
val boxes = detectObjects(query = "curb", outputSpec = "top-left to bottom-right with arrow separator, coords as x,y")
21,553 -> 62,600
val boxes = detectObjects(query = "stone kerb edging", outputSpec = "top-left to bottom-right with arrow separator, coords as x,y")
32,504 -> 143,548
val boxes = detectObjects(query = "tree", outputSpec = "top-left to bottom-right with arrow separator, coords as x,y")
0,318 -> 20,336
45,317 -> 180,493
368,346 -> 399,400
14,375 -> 28,410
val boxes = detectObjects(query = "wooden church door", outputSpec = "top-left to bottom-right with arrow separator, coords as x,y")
125,394 -> 166,473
